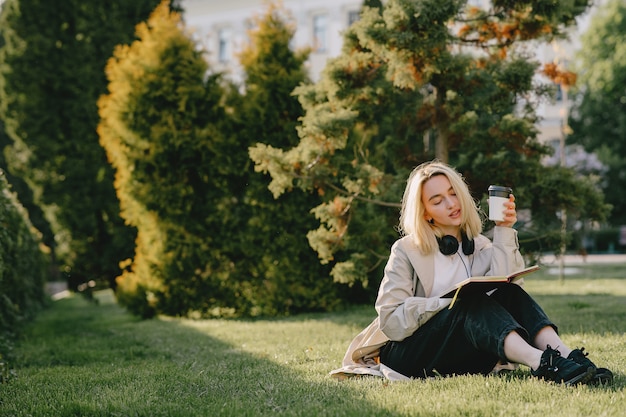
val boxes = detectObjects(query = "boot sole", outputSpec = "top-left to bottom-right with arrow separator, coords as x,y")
591,369 -> 614,385
564,366 -> 596,386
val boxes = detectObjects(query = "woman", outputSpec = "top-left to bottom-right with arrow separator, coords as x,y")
331,161 -> 612,385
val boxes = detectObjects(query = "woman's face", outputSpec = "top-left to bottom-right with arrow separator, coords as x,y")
422,174 -> 462,237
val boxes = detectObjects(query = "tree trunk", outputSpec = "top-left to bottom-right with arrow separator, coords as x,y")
435,129 -> 449,163
434,86 -> 449,163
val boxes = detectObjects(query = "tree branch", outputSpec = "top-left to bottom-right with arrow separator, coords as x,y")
324,181 -> 401,208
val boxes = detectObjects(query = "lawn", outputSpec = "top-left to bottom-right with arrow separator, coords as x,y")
0,262 -> 624,416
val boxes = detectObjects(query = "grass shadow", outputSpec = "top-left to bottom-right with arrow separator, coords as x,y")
0,291 -> 398,417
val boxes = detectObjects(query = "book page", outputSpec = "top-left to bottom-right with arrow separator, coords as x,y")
439,265 -> 540,299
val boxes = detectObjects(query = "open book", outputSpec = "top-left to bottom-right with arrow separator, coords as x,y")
441,265 -> 540,308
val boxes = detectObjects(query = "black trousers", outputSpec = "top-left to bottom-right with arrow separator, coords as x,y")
379,284 -> 557,378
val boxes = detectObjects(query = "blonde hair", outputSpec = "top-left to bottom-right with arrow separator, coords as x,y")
399,161 -> 483,254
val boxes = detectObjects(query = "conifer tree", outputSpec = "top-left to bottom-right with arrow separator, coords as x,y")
98,1 -> 235,317
361,0 -> 383,12
232,4 -> 344,315
251,0 -> 607,291
0,170 -> 47,361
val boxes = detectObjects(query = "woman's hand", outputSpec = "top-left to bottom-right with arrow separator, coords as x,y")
495,194 -> 517,228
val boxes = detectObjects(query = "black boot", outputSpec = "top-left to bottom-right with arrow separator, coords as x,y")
531,345 -> 596,386
568,347 -> 613,385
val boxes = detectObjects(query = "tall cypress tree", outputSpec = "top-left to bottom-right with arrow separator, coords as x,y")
98,1 -> 237,318
232,4 -> 343,315
0,171 -> 48,362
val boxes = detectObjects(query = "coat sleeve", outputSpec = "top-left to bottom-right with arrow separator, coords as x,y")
374,239 -> 451,341
490,226 -> 525,277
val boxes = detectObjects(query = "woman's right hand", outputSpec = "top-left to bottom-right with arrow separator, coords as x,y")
495,194 -> 517,228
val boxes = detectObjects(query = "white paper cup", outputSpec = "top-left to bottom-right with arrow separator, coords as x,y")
488,185 -> 512,222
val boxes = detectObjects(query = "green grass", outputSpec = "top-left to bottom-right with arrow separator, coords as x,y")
0,264 -> 624,417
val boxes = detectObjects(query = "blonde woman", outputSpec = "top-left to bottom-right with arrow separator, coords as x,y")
331,161 -> 611,385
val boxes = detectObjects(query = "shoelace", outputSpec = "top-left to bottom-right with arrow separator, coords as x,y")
545,345 -> 562,371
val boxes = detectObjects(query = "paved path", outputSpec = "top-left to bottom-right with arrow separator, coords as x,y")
45,281 -> 70,300
539,253 -> 626,266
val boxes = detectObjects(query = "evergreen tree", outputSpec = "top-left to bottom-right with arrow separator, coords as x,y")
0,120 -> 54,276
569,0 -> 626,225
361,0 -> 383,12
0,170 -> 48,362
250,0 -> 607,293
0,0 -> 180,290
98,1 -> 238,318
0,18 -> 52,260
232,4 -> 343,315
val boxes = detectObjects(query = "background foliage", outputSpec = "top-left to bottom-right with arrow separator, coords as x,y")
0,0 -> 182,290
569,0 -> 626,226
0,170 -> 47,369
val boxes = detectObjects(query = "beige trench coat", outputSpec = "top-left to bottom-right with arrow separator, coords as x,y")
330,227 -> 525,380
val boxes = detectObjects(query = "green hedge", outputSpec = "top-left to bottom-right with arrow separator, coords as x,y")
0,170 -> 48,369
580,227 -> 626,254
519,226 -> 626,257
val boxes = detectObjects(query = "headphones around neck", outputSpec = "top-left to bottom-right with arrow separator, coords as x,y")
437,233 -> 475,256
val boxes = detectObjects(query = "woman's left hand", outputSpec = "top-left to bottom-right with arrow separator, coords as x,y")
495,194 -> 517,228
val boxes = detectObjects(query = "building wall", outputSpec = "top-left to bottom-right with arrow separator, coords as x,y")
181,0 -> 362,83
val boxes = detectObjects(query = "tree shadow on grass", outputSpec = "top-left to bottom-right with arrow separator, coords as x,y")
0,291 -> 398,417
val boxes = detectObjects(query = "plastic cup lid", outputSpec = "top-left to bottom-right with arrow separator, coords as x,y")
488,185 -> 512,194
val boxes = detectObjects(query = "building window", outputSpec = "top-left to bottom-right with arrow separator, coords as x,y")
218,28 -> 231,63
348,10 -> 360,26
313,14 -> 328,53
467,0 -> 486,7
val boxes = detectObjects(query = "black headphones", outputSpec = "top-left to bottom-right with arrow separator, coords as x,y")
437,233 -> 475,256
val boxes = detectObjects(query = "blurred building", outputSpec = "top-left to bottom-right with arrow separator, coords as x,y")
181,0 -> 363,84
533,3 -> 606,171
